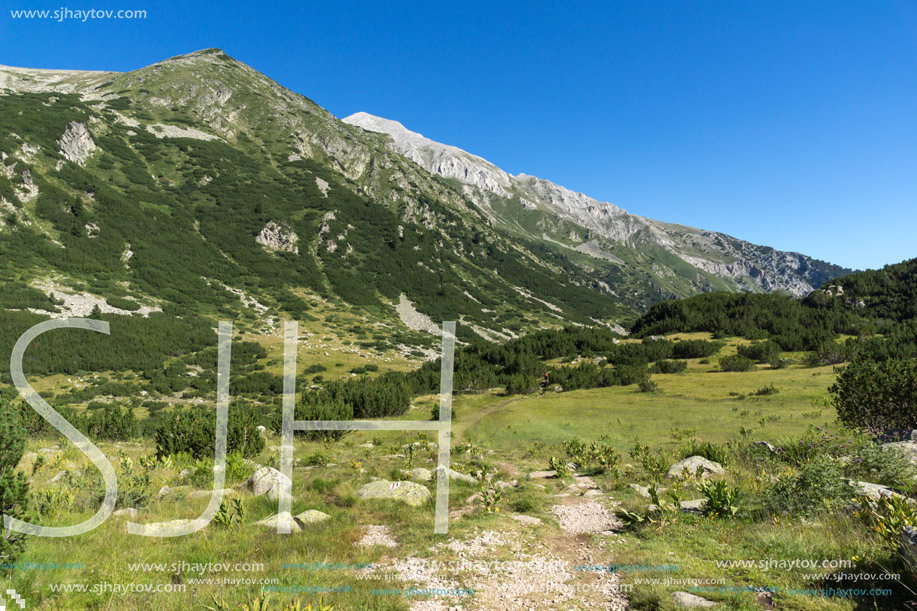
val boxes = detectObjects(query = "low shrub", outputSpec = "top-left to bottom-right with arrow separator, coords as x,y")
672,340 -> 723,359
651,359 -> 687,374
155,409 -> 265,459
765,455 -> 854,516
737,341 -> 781,363
679,440 -> 732,466
699,479 -> 740,518
831,358 -> 917,430
720,355 -> 756,372
846,443 -> 917,493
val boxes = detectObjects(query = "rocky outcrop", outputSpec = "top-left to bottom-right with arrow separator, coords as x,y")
57,122 -> 97,166
256,221 -> 299,254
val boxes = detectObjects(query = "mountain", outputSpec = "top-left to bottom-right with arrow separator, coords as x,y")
0,49 -> 849,350
342,112 -> 850,300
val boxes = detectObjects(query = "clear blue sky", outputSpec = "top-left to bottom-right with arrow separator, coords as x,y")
3,0 -> 916,270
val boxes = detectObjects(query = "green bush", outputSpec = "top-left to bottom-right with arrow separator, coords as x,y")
698,479 -> 740,518
430,405 -> 457,421
155,409 -> 265,459
504,374 -> 540,395
638,380 -> 658,393
105,296 -> 141,312
283,399 -> 354,441
737,340 -> 781,363
0,397 -> 29,562
846,443 -> 917,493
510,494 -> 541,514
753,383 -> 780,396
679,440 -> 732,466
651,359 -> 687,374
765,455 -> 854,516
719,355 -> 756,372
831,358 -> 917,430
672,340 -> 723,359
79,404 -> 137,441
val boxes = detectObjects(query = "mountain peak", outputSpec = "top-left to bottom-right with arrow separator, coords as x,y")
343,112 -> 412,136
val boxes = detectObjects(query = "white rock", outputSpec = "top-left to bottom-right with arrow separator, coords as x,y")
246,466 -> 293,501
666,456 -> 725,479
57,121 -> 97,166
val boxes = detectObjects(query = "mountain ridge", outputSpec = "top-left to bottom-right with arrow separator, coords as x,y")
342,110 -> 850,298
0,48 -> 850,347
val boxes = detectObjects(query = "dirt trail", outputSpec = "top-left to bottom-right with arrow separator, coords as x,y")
366,487 -> 628,610
453,396 -> 524,439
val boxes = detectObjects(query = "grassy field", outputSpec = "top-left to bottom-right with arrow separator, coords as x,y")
5,335 -> 913,610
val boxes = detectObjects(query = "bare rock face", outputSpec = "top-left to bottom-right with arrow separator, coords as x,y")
256,221 -> 299,254
57,122 -> 97,166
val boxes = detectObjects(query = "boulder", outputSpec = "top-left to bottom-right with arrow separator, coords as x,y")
356,480 -> 431,507
679,499 -> 708,514
46,471 -> 65,485
666,456 -> 725,479
672,591 -> 717,607
403,468 -> 432,482
850,480 -> 901,500
131,519 -> 198,536
902,526 -> 917,572
295,510 -> 330,525
433,466 -> 477,484
113,508 -> 137,519
246,467 -> 293,501
256,512 -> 302,533
629,483 -> 667,498
880,441 -> 917,463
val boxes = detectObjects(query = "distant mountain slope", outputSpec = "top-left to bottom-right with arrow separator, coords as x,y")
0,49 -> 849,347
343,112 -> 850,299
